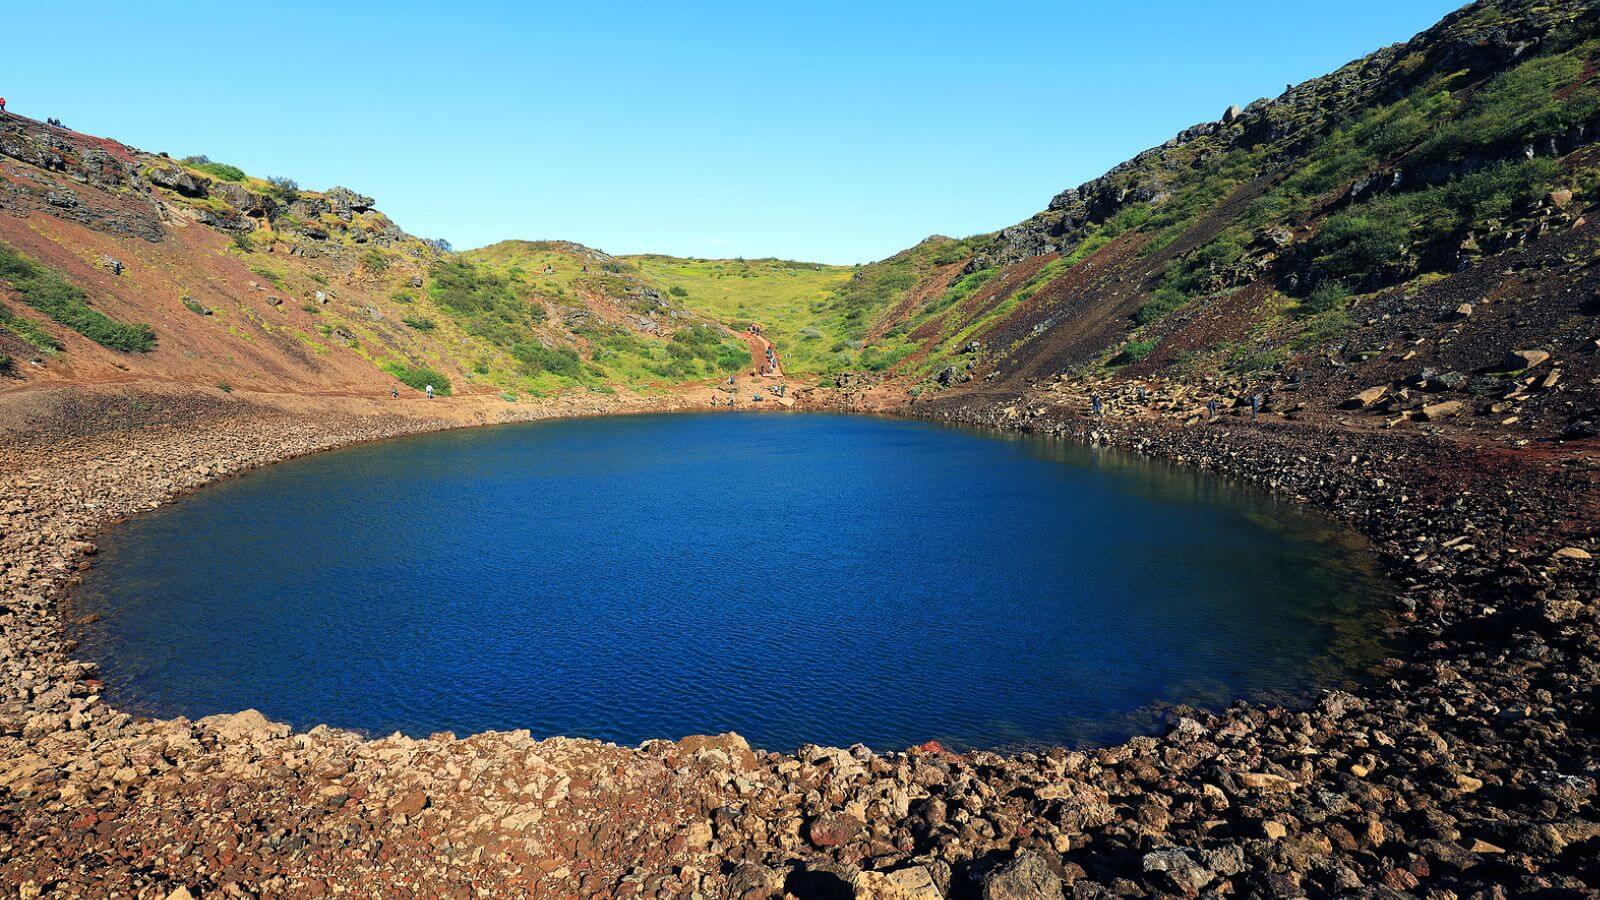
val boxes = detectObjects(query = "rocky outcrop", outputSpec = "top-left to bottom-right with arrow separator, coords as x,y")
145,164 -> 210,198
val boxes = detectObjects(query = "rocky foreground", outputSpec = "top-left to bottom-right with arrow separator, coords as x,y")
2,385 -> 1598,898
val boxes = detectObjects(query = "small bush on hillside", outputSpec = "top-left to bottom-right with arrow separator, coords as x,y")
231,233 -> 256,253
402,314 -> 436,331
665,325 -> 749,374
0,300 -> 64,352
668,285 -> 688,297
265,176 -> 300,204
1412,47 -> 1600,168
429,259 -> 516,313
1113,339 -> 1159,365
183,157 -> 247,182
0,243 -> 155,352
1290,308 -> 1352,351
249,265 -> 284,288
512,342 -> 582,378
1300,280 -> 1352,316
1133,286 -> 1188,326
859,344 -> 912,371
1228,346 -> 1287,374
382,361 -> 452,395
362,250 -> 390,274
182,296 -> 207,316
0,352 -> 11,372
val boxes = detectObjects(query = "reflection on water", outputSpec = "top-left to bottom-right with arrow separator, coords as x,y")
78,413 -> 1396,752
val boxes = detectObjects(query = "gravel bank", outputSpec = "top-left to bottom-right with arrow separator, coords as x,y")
2,384 -> 1597,898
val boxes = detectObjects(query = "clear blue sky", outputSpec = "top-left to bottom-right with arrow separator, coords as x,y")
5,1 -> 1464,263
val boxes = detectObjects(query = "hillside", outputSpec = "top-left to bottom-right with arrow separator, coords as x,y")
0,124 -> 826,402
13,0 -> 1598,441
826,0 -> 1600,446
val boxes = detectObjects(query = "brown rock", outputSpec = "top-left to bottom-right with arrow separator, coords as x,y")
808,811 -> 864,848
390,789 -> 428,818
1418,400 -> 1464,421
1341,386 -> 1388,410
1502,349 -> 1551,371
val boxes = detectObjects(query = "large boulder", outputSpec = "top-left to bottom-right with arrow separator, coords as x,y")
807,811 -> 865,848
1419,400 -> 1465,421
1142,848 -> 1215,895
1502,349 -> 1551,371
215,182 -> 276,218
146,164 -> 210,197
196,708 -> 289,744
975,850 -> 1064,900
675,732 -> 758,771
1340,386 -> 1388,409
325,186 -> 375,216
857,866 -> 944,899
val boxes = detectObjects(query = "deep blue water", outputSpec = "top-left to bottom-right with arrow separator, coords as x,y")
77,412 -> 1392,751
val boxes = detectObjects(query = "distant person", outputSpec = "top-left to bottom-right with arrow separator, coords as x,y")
0,98 -> 7,117
1091,394 -> 1102,417
1251,393 -> 1262,421
391,386 -> 398,399
1207,398 -> 1218,420
425,384 -> 434,399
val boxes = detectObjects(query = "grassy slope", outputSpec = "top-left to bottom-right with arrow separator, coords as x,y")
625,256 -> 854,377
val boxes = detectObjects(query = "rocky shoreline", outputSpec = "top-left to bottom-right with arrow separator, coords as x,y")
2,384 -> 1598,898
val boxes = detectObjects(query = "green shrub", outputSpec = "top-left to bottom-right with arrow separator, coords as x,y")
1228,346 -> 1286,374
1300,281 -> 1352,316
0,243 -> 155,351
512,342 -> 582,377
382,361 -> 452,395
1290,308 -> 1352,351
1133,286 -> 1189,326
0,300 -> 64,352
0,352 -> 10,372
1302,158 -> 1557,291
668,285 -> 688,297
663,325 -> 749,374
859,344 -> 913,371
1113,339 -> 1158,365
265,176 -> 300,204
1413,47 -> 1600,168
429,259 -> 514,313
231,233 -> 256,253
249,265 -> 283,288
362,250 -> 390,274
402,314 -> 436,331
182,296 -> 207,316
183,157 -> 247,182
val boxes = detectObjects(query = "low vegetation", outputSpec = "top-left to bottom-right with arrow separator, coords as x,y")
382,361 -> 452,395
182,156 -> 247,183
0,243 -> 155,352
0,300 -> 65,353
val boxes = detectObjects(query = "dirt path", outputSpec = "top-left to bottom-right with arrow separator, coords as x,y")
739,327 -> 782,377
